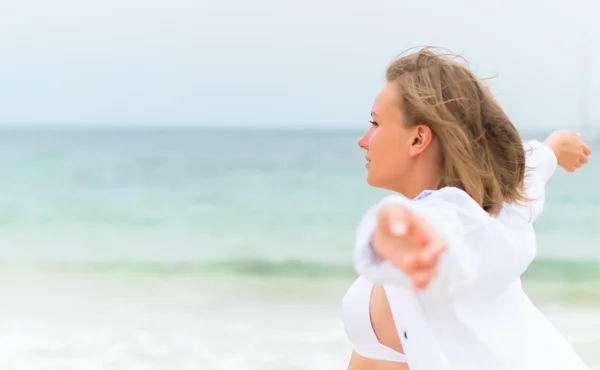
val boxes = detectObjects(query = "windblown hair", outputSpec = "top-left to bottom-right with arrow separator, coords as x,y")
386,46 -> 526,215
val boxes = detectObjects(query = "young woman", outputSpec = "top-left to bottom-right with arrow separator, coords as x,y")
343,47 -> 592,370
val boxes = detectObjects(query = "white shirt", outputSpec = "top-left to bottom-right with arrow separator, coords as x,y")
352,141 -> 589,370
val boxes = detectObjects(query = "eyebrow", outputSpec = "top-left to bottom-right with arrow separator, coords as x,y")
370,111 -> 378,118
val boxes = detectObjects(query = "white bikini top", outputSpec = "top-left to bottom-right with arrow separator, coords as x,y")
341,275 -> 407,363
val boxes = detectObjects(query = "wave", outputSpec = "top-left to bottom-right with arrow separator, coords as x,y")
1,258 -> 599,281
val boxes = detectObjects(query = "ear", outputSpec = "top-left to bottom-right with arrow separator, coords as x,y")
408,124 -> 434,157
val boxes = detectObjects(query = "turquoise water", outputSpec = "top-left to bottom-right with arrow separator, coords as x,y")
0,127 -> 598,266
0,127 -> 598,369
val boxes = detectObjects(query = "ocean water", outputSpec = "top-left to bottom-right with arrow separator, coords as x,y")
0,127 -> 598,370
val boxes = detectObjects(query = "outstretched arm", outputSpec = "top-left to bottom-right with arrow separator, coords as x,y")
354,186 -> 539,300
518,131 -> 592,223
354,131 -> 590,299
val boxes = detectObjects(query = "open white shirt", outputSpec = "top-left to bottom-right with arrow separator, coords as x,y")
353,141 -> 589,370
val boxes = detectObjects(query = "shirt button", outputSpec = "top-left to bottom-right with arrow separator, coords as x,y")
404,331 -> 408,340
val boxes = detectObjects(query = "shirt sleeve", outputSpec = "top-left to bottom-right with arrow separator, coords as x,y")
518,139 -> 559,222
353,140 -> 558,300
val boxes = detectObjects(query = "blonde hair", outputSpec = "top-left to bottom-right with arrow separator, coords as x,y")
386,46 -> 526,215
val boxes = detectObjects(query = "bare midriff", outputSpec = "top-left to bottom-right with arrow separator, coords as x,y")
347,351 -> 410,370
347,284 -> 409,370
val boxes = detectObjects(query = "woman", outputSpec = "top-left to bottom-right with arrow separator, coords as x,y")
343,47 -> 592,370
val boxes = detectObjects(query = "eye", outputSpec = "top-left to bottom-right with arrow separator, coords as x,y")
370,120 -> 378,127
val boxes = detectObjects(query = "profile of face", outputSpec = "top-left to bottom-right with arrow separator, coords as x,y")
358,82 -> 436,198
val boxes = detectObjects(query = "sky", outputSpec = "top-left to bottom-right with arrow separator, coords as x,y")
1,0 -> 599,130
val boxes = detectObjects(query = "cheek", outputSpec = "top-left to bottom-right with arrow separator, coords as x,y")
374,135 -> 407,174
371,130 -> 396,159
385,152 -> 407,173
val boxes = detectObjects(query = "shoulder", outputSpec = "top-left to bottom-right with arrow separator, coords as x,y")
416,187 -> 488,218
372,187 -> 491,235
372,187 -> 487,217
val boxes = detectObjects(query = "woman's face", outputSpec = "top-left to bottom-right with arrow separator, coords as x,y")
358,82 -> 414,192
358,82 -> 436,197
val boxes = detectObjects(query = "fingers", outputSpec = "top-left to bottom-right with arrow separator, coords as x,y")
403,239 -> 445,272
404,208 -> 441,247
375,204 -> 418,262
413,268 -> 439,289
394,238 -> 445,290
576,142 -> 591,167
419,240 -> 446,266
558,136 -> 591,173
379,204 -> 428,246
406,254 -> 441,289
566,161 -> 581,172
376,203 -> 447,290
411,240 -> 445,289
378,204 -> 411,237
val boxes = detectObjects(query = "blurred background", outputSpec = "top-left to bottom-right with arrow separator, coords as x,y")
1,0 -> 599,369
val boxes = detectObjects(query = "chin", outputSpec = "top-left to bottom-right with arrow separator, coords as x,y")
365,174 -> 381,189
366,174 -> 402,194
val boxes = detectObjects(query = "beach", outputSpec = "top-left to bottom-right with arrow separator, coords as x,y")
0,127 -> 598,369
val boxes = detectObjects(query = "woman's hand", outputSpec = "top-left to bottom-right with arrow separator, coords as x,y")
544,130 -> 592,173
373,203 -> 446,289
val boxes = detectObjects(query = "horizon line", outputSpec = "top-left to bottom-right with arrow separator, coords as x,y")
0,122 -> 559,137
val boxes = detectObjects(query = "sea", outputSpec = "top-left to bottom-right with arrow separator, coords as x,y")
0,126 -> 598,370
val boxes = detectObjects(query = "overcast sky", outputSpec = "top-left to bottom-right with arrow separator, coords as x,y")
1,0 -> 598,130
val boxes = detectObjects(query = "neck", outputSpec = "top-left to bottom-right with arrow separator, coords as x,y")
392,160 -> 441,200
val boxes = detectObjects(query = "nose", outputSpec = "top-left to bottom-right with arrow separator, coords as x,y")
358,129 -> 370,150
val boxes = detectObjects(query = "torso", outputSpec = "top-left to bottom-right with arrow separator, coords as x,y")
342,277 -> 409,370
347,350 -> 409,370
